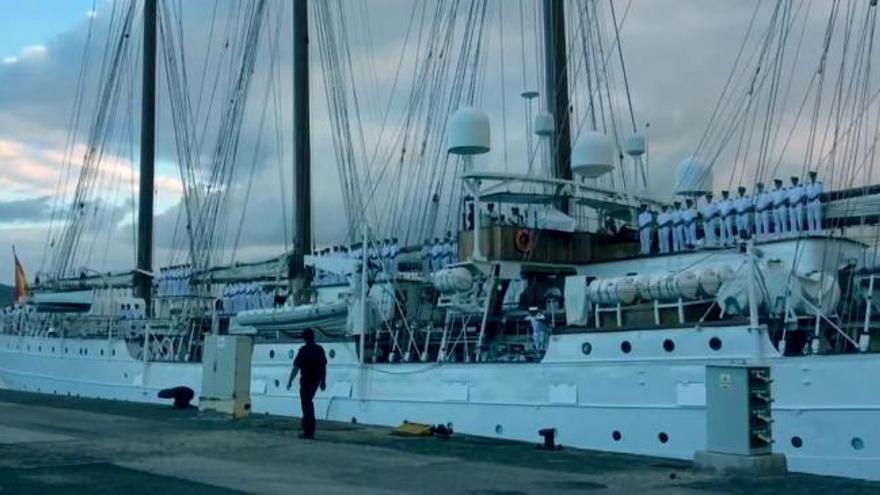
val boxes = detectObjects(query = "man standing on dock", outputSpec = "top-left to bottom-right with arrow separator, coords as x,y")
287,328 -> 327,439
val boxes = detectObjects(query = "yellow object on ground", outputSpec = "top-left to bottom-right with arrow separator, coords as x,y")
391,422 -> 435,436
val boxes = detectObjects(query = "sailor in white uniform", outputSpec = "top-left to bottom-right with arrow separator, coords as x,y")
788,176 -> 805,233
526,307 -> 548,353
734,186 -> 752,239
754,182 -> 772,238
772,178 -> 788,234
683,198 -> 698,247
719,190 -> 735,246
261,286 -> 274,309
671,201 -> 684,252
700,192 -> 718,247
806,171 -> 824,232
657,205 -> 672,254
637,204 -> 653,255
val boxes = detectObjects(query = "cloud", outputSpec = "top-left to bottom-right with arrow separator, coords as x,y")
1,44 -> 48,65
0,196 -> 53,223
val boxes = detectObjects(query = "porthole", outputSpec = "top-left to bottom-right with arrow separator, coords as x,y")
791,436 -> 803,448
84,349 -> 88,356
709,337 -> 722,351
100,349 -> 104,356
269,349 -> 276,359
38,346 -> 41,352
329,349 -> 336,359
663,339 -> 675,352
111,349 -> 116,356
64,347 -> 69,354
495,424 -> 503,435
26,345 -> 30,351
612,430 -> 622,441
852,437 -> 864,450
288,349 -> 295,359
658,432 -> 669,444
351,417 -> 358,424
274,379 -> 280,388
620,341 -> 632,354
581,342 -> 592,355
51,346 -> 55,352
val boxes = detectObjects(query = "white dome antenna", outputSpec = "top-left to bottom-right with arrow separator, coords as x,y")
534,112 -> 555,137
674,157 -> 712,196
571,131 -> 615,178
447,107 -> 490,155
624,133 -> 646,157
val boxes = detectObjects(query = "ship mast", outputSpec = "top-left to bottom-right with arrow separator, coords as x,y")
291,0 -> 311,287
135,0 -> 157,307
542,0 -> 573,185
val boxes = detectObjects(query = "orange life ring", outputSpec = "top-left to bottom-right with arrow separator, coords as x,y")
514,229 -> 536,253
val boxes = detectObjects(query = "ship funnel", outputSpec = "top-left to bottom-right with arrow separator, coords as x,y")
447,107 -> 490,155
571,131 -> 614,178
674,157 -> 712,196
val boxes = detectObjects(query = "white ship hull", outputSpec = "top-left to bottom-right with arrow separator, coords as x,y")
2,326 -> 878,482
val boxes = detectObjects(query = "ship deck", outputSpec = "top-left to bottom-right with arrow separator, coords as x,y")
0,389 -> 877,494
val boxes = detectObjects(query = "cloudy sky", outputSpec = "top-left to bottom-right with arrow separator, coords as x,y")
0,0 -> 875,284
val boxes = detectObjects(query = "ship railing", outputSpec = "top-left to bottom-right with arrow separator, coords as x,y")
588,297 -> 718,331
860,273 -> 878,351
437,312 -> 481,363
132,318 -> 203,363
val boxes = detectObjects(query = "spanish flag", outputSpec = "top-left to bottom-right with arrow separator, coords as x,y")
13,247 -> 27,303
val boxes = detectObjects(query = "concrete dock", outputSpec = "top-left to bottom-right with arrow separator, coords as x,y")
0,390 -> 877,494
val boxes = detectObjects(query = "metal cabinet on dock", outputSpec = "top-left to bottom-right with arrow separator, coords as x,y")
705,365 -> 773,456
200,334 -> 253,418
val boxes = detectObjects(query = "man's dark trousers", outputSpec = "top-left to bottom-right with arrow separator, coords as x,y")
300,381 -> 320,438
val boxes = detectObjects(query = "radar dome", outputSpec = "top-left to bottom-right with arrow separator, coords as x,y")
674,157 -> 712,196
571,131 -> 614,178
534,112 -> 555,137
624,133 -> 646,157
447,107 -> 490,155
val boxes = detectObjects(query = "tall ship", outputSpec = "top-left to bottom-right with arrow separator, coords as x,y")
3,0 -> 880,482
